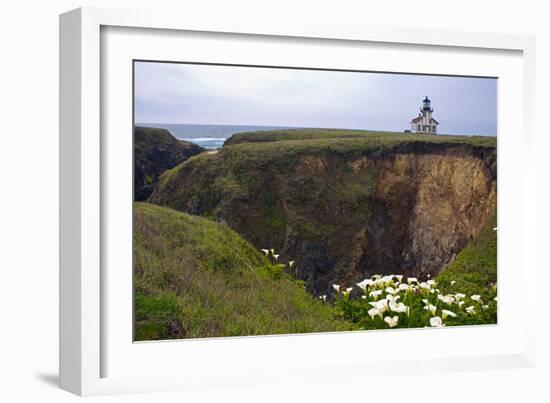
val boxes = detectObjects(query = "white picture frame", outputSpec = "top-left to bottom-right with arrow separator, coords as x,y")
60,6 -> 537,396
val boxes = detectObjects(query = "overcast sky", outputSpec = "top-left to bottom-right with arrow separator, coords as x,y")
134,61 -> 497,136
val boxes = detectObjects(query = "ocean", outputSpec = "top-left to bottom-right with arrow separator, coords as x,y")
136,123 -> 296,149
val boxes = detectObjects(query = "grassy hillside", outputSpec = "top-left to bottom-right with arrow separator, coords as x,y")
134,126 -> 204,201
134,202 -> 350,340
224,128 -> 497,149
436,213 -> 497,299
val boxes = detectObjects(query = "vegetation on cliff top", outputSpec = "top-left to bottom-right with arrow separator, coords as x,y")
134,126 -> 204,201
224,128 -> 497,149
134,202 -> 350,340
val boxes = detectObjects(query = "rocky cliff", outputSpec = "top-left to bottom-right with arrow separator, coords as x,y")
134,126 -> 204,200
149,130 -> 496,295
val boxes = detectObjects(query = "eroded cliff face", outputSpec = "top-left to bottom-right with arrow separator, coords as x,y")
356,153 -> 496,279
150,141 -> 496,295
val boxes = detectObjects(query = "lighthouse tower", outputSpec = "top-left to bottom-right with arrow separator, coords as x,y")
409,96 -> 439,134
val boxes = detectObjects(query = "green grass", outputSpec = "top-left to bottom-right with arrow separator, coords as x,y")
224,128 -> 497,148
436,213 -> 497,299
134,202 -> 351,340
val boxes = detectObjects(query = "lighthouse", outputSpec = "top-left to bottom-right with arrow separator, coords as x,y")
409,96 -> 439,134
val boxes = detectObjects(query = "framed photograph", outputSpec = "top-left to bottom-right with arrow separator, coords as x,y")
60,7 -> 537,396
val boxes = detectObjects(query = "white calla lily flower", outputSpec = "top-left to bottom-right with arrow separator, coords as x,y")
437,294 -> 455,305
407,277 -> 418,284
384,316 -> 399,328
356,279 -> 373,291
389,301 -> 408,314
332,284 -> 341,293
471,295 -> 481,302
441,309 -> 457,319
369,289 -> 383,299
369,299 -> 388,313
424,304 -> 437,315
342,287 -> 353,297
430,316 -> 444,327
368,308 -> 382,320
465,305 -> 476,315
386,294 -> 400,303
398,283 -> 410,291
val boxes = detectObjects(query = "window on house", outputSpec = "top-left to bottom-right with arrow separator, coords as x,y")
418,125 -> 421,131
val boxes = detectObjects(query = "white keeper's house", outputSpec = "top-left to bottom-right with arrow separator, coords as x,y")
409,96 -> 439,134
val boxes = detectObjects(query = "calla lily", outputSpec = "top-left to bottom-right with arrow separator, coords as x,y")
395,275 -> 403,283
494,296 -> 498,302
288,260 -> 295,267
437,294 -> 455,305
398,283 -> 410,291
369,299 -> 388,313
368,307 -> 382,320
273,254 -> 279,261
342,287 -> 353,297
465,305 -> 476,315
384,315 -> 399,328
369,289 -> 383,299
430,316 -> 444,327
420,282 -> 431,290
455,293 -> 466,301
407,277 -> 418,284
424,304 -> 437,315
451,280 -> 457,286
441,309 -> 456,319
389,301 -> 408,314
270,249 -> 275,255
386,294 -> 400,303
471,295 -> 481,302
458,301 -> 465,308
332,284 -> 341,293
385,286 -> 398,295
356,279 -> 373,291
427,279 -> 437,287
319,295 -> 327,301
261,249 -> 270,255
